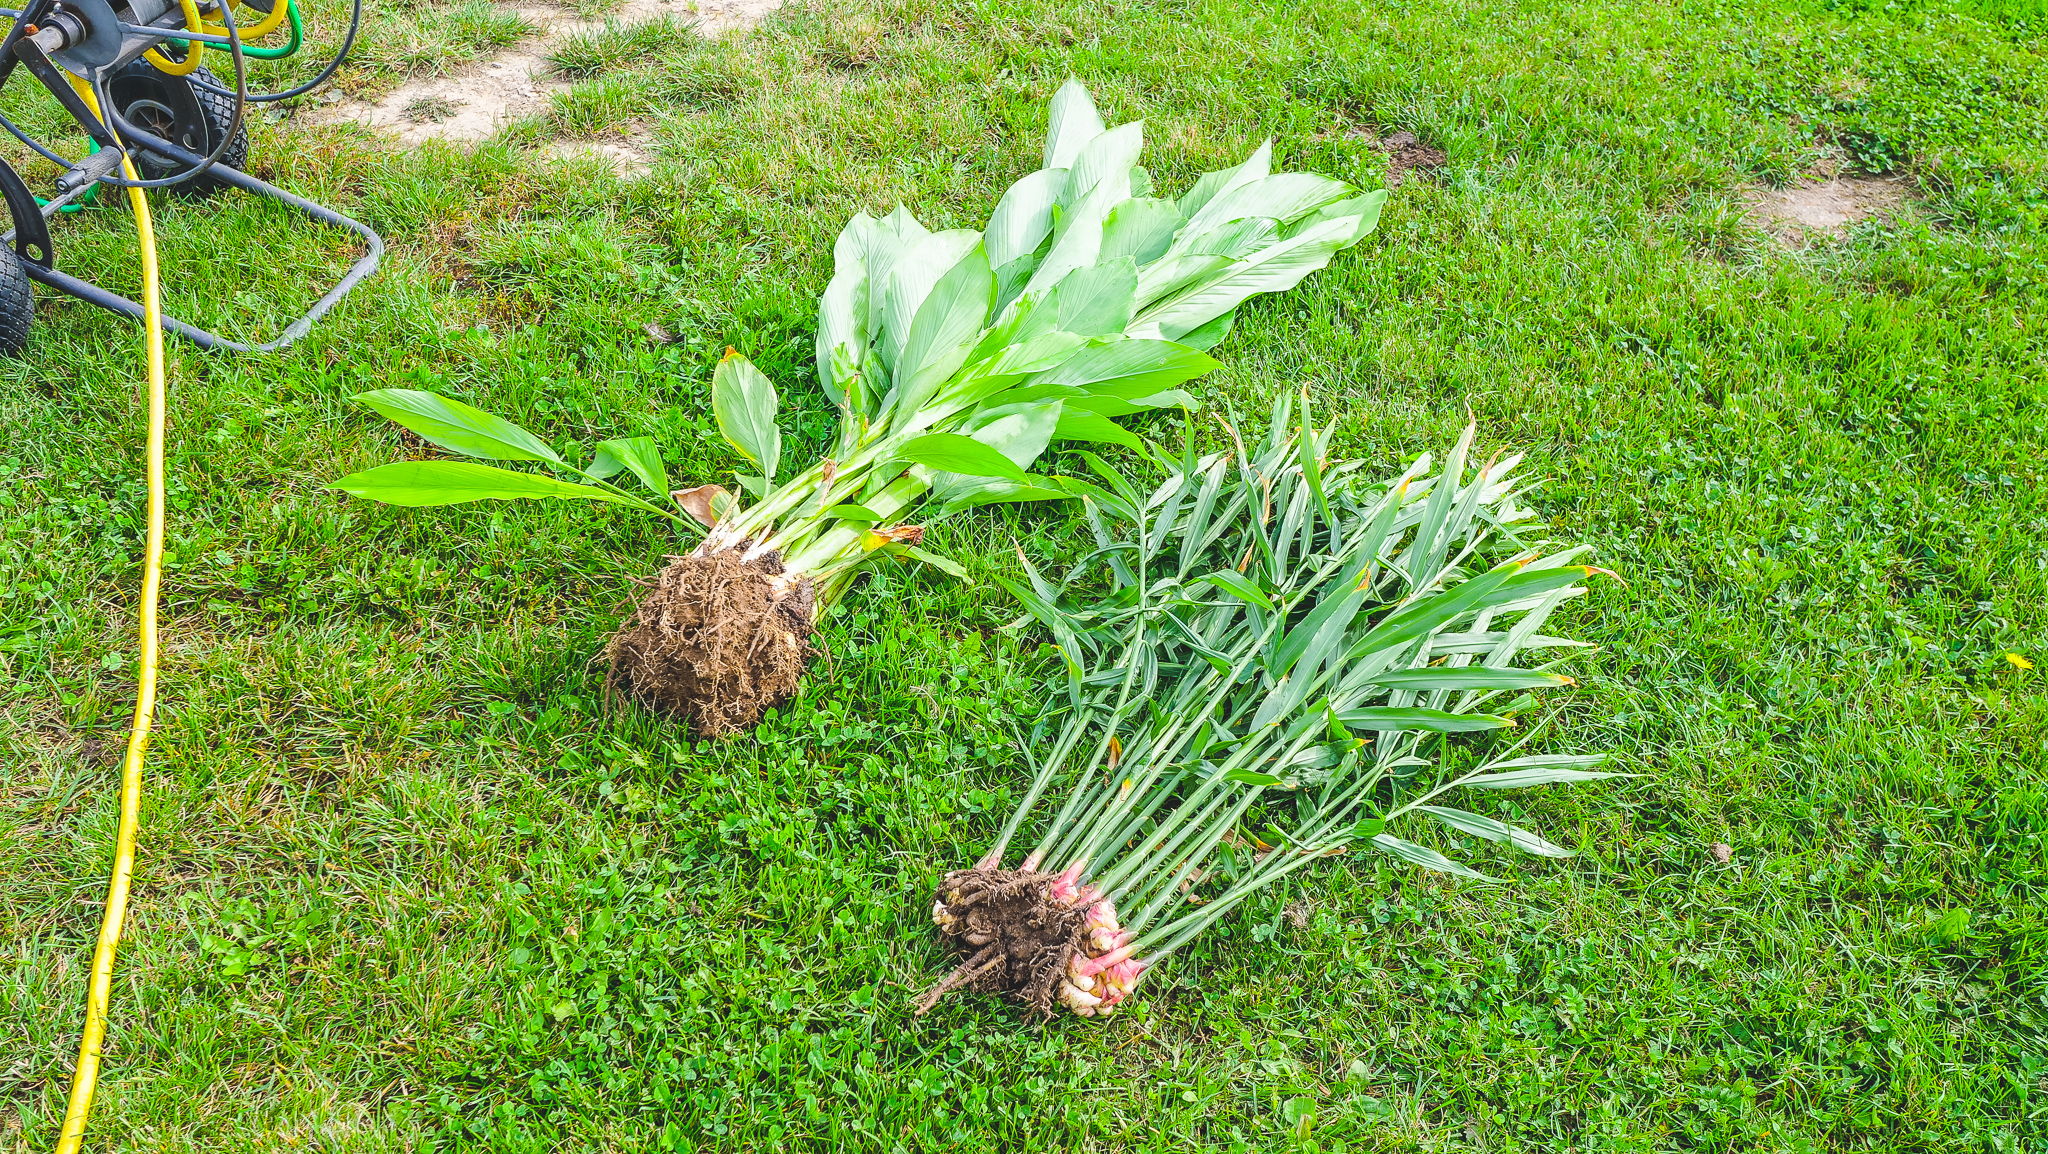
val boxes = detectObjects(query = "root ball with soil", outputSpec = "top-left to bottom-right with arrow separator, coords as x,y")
605,548 -> 815,737
917,863 -> 1143,1018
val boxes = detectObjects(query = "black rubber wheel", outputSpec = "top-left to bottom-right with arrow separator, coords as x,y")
0,247 -> 34,356
105,61 -> 249,197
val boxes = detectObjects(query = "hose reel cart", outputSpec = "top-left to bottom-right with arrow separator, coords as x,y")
0,0 -> 381,353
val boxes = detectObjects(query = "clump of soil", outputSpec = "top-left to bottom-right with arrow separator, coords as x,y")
1742,175 -> 1910,246
1374,130 -> 1447,188
605,548 -> 814,737
916,867 -> 1088,1018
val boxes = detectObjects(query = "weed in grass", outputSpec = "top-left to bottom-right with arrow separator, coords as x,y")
548,17 -> 691,79
402,93 -> 464,124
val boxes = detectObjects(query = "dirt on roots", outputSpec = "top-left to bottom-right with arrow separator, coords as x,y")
605,549 -> 815,737
916,867 -> 1089,1018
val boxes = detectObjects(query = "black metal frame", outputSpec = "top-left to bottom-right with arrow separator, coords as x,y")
0,0 -> 383,352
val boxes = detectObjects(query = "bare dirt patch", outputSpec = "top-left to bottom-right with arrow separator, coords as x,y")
1322,124 -> 1448,189
1373,130 -> 1447,188
307,0 -> 781,168
1742,175 -> 1910,246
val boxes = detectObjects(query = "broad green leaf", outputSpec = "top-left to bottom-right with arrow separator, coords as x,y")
1046,260 -> 1139,340
1177,139 -> 1272,218
334,461 -> 637,507
1294,193 -> 1388,241
1032,338 -> 1221,397
933,476 -> 1093,516
1176,311 -> 1235,351
1183,172 -> 1357,235
592,437 -> 668,496
896,433 -> 1027,480
893,244 -> 997,415
711,352 -> 781,479
354,389 -> 559,463
881,228 -> 983,369
1174,216 -> 1281,260
1044,76 -> 1105,170
858,207 -> 931,341
985,168 -> 1064,270
1052,408 -> 1142,448
1134,252 -> 1235,307
1066,121 -> 1145,206
1416,806 -> 1575,857
1063,388 -> 1200,419
827,504 -> 883,521
1369,834 -> 1499,883
1026,167 -> 1134,297
1100,197 -> 1182,265
1363,668 -> 1573,691
1338,708 -> 1513,733
929,403 -> 1067,508
816,214 -> 875,410
1135,213 -> 1379,341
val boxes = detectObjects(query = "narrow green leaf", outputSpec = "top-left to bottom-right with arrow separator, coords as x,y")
1196,569 -> 1275,611
1482,753 -> 1610,772
1338,708 -> 1513,733
1457,767 -> 1632,789
896,545 -> 969,579
1369,834 -> 1499,883
1353,563 -> 1592,659
1364,668 -> 1573,691
334,462 -> 638,507
1416,806 -> 1575,857
827,504 -> 883,521
711,352 -> 781,479
354,389 -> 560,463
1223,769 -> 1284,786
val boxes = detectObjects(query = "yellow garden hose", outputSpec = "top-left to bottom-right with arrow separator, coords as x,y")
51,85 -> 167,1154
203,0 -> 290,41
144,0 -> 293,74
141,0 -> 208,74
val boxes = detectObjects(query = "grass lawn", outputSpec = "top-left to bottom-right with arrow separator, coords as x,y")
4,0 -> 2046,1149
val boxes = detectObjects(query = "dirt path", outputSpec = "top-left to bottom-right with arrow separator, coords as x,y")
307,0 -> 781,173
